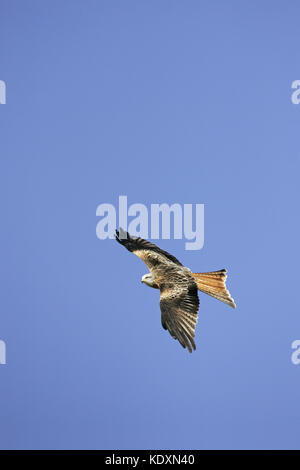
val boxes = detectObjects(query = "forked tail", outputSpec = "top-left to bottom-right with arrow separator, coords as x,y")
192,269 -> 236,308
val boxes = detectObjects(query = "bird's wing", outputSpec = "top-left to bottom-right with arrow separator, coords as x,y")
160,280 -> 199,353
115,228 -> 183,271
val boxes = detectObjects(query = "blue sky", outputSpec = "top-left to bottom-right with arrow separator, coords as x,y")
0,0 -> 300,450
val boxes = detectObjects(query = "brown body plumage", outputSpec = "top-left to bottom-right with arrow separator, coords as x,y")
115,228 -> 236,353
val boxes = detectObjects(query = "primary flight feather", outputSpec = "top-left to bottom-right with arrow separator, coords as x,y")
115,228 -> 236,353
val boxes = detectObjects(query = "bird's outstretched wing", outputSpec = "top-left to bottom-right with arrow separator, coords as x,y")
160,281 -> 199,353
115,228 -> 183,270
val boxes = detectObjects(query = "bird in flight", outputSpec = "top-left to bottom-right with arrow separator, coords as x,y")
115,228 -> 236,353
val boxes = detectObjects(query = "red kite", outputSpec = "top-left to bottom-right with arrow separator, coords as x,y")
115,228 -> 236,353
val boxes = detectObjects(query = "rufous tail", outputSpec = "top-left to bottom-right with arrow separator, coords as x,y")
192,269 -> 236,308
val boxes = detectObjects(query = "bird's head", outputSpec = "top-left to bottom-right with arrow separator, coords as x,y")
141,273 -> 159,289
